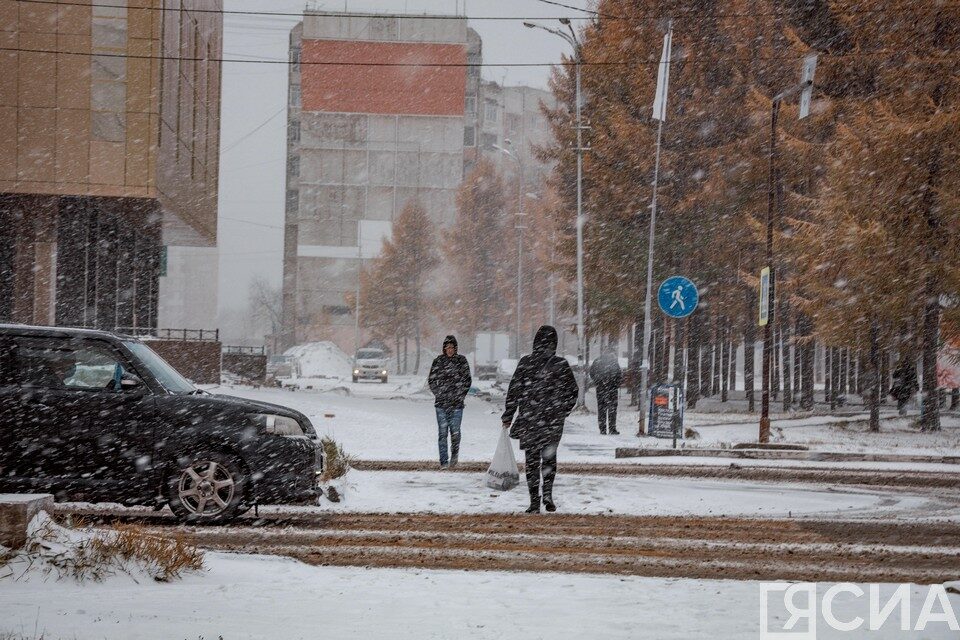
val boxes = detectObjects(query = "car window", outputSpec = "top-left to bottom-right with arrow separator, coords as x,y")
357,349 -> 383,359
13,337 -> 127,392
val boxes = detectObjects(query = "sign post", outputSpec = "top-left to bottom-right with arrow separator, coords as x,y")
648,383 -> 684,447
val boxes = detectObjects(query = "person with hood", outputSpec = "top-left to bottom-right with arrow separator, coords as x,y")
428,335 -> 472,468
589,344 -> 622,435
501,325 -> 579,513
889,356 -> 918,416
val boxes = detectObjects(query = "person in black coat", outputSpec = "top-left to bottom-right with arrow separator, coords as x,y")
428,335 -> 472,468
501,325 -> 579,513
590,344 -> 622,435
889,357 -> 918,416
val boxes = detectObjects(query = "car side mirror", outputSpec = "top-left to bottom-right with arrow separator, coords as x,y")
120,373 -> 144,391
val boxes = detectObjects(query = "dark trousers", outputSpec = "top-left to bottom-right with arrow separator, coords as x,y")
524,442 -> 558,498
597,386 -> 618,432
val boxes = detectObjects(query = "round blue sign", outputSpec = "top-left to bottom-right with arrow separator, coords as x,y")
657,276 -> 699,318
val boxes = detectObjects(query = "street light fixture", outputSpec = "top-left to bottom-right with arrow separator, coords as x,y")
524,19 -> 588,409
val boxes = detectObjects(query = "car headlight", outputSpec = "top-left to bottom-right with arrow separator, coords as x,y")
353,369 -> 359,374
253,413 -> 304,436
381,370 -> 387,375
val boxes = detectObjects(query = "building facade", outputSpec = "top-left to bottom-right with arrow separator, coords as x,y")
281,12 -> 467,351
0,0 -> 221,330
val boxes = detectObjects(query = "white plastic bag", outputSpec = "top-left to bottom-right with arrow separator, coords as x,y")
485,428 -> 520,491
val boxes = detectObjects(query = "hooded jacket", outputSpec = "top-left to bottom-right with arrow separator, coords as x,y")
428,335 -> 472,409
590,351 -> 622,392
501,325 -> 579,451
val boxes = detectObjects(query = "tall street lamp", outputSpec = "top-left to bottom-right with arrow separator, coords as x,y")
759,54 -> 817,443
524,18 -> 588,409
493,142 -> 527,358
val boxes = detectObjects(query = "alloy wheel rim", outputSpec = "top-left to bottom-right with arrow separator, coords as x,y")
177,460 -> 235,515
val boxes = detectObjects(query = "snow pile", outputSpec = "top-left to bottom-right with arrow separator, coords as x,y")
0,512 -> 204,584
285,341 -> 353,378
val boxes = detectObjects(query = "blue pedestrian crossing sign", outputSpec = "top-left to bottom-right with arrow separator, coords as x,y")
658,276 -> 698,318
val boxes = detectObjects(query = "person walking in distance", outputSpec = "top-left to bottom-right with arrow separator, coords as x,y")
428,335 -> 472,468
590,344 -> 622,435
502,325 -> 579,513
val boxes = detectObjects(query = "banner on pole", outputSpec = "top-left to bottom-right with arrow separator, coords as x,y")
759,267 -> 771,326
652,26 -> 673,122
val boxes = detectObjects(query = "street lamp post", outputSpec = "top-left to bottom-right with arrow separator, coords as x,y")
494,143 -> 527,358
524,18 -> 588,409
759,55 -> 817,443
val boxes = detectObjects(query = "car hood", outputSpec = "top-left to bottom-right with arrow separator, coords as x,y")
163,393 -> 315,433
356,359 -> 385,366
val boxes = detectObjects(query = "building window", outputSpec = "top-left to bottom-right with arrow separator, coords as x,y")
290,46 -> 301,72
481,132 -> 497,149
324,305 -> 351,316
288,120 -> 300,144
289,83 -> 300,106
288,155 -> 300,177
463,126 -> 475,147
286,189 -> 298,212
465,96 -> 476,116
484,101 -> 499,122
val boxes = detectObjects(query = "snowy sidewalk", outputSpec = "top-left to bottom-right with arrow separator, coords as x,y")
2,552 -> 958,640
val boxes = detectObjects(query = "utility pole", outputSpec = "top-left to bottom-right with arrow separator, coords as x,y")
759,53 -> 817,443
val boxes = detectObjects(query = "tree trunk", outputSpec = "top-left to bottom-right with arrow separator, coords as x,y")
673,320 -> 684,386
831,347 -> 841,411
868,318 -> 881,432
727,335 -> 735,393
920,275 -> 941,431
881,350 -> 891,402
799,314 -> 815,410
711,320 -> 720,397
951,388 -> 959,410
395,335 -> 401,375
826,347 -> 835,410
782,304 -> 792,411
720,321 -> 729,403
414,324 -> 421,375
686,314 -> 700,409
772,318 -> 781,401
745,288 -> 756,412
403,337 -> 408,375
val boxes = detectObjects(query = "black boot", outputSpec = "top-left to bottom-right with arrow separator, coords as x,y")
609,427 -> 620,435
525,495 -> 541,513
543,493 -> 556,512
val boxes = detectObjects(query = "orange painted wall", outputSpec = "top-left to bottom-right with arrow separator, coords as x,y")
301,39 -> 466,115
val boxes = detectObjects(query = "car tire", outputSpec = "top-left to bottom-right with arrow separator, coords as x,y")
381,376 -> 388,383
167,450 -> 247,524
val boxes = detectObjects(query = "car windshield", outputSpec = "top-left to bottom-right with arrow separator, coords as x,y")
357,349 -> 383,360
123,341 -> 196,394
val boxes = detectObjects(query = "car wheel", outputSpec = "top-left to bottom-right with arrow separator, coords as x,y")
381,376 -> 388,383
167,451 -> 247,524
352,375 -> 358,383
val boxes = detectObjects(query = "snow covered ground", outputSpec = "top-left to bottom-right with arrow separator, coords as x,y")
264,469 -> 948,520
2,551 -> 958,640
212,375 -> 960,463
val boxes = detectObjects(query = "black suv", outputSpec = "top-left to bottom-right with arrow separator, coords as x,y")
0,325 -> 323,523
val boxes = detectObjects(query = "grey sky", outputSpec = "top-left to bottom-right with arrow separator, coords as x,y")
216,0 -> 592,312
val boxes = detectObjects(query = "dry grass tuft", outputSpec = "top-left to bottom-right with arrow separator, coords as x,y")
320,435 -> 355,482
2,514 -> 203,583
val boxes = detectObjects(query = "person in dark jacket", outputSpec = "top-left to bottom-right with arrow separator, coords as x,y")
428,335 -> 472,468
590,345 -> 622,435
889,357 -> 918,416
501,325 -> 579,513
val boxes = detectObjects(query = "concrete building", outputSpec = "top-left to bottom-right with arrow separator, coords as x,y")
0,0 -> 221,330
281,12 -> 467,351
474,80 -> 557,194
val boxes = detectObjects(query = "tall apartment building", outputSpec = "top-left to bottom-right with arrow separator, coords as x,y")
0,0 -> 221,330
280,12 -> 467,351
471,81 -> 557,195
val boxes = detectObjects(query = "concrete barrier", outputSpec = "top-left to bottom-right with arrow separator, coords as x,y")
0,494 -> 53,549
615,447 -> 960,465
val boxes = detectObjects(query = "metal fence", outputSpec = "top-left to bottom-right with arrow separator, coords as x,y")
115,327 -> 220,342
223,345 -> 265,355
